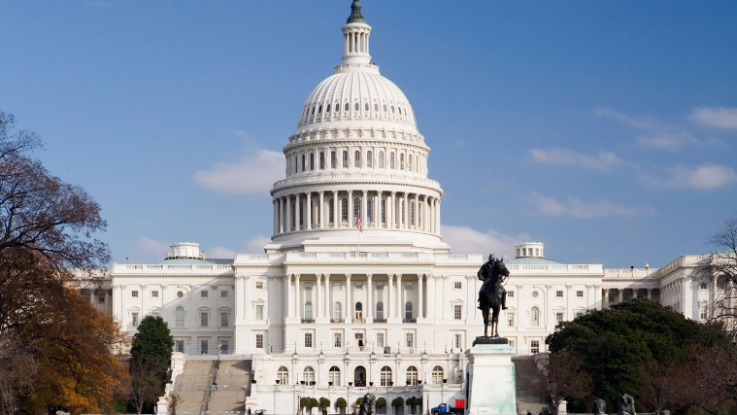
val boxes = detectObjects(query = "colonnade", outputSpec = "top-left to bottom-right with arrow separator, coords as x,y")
272,190 -> 440,236
602,287 -> 660,308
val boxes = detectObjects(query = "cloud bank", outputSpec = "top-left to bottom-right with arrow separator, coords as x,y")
689,107 -> 737,129
532,193 -> 654,218
441,225 -> 526,258
194,149 -> 283,194
530,148 -> 623,171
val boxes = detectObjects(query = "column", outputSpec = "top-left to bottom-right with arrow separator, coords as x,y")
397,274 -> 404,320
286,275 -> 294,318
373,193 -> 379,227
435,199 -> 441,234
414,194 -> 419,230
427,275 -> 435,321
325,274 -> 332,320
295,195 -> 301,231
361,190 -> 367,225
316,274 -> 323,319
367,274 -> 374,322
319,192 -> 325,229
418,274 -> 424,320
348,190 -> 354,226
345,274 -> 352,321
112,284 -> 122,323
273,200 -> 278,235
286,196 -> 292,232
388,274 -> 395,319
602,289 -> 609,308
235,277 -> 245,319
295,274 -> 301,320
388,192 -> 395,229
618,289 -> 624,304
333,191 -> 339,228
306,192 -> 312,230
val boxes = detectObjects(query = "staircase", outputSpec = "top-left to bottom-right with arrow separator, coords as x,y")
512,355 -> 549,414
171,359 -> 215,415
208,359 -> 251,414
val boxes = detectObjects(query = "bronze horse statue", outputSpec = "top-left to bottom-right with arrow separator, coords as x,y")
477,255 -> 510,337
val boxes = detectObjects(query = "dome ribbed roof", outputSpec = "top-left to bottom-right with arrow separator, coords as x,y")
297,68 -> 417,131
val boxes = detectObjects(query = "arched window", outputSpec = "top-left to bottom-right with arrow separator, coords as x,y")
431,366 -> 444,384
376,301 -> 384,321
335,102 -> 340,113
304,302 -> 313,321
333,302 -> 342,321
343,151 -> 349,168
367,199 -> 374,223
380,366 -> 392,386
301,154 -> 305,172
374,103 -> 378,112
326,104 -> 331,113
378,151 -> 385,168
329,366 -> 341,386
355,151 -> 361,168
320,152 -> 325,170
406,366 -> 418,386
400,153 -> 405,170
331,151 -> 337,169
367,151 -> 373,168
531,307 -> 540,327
303,366 -> 315,385
410,201 -> 416,226
364,103 -> 369,112
341,198 -> 348,223
409,154 -> 413,171
344,103 -> 349,112
354,198 -> 361,222
390,153 -> 395,169
354,103 -> 359,111
277,366 -> 289,385
355,302 -> 363,320
175,306 -> 185,328
318,105 -> 322,114
405,302 -> 413,320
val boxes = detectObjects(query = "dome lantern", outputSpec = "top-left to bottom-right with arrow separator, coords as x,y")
341,1 -> 372,66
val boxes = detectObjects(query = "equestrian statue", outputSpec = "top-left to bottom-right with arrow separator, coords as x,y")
477,253 -> 510,337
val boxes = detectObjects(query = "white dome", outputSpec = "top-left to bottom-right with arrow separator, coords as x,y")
297,67 -> 417,131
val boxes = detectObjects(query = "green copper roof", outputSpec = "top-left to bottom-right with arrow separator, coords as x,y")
347,0 -> 366,24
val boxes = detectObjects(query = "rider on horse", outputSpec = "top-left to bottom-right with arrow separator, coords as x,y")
477,254 -> 508,311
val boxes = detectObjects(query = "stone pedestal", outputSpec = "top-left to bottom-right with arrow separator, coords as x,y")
464,338 -> 517,415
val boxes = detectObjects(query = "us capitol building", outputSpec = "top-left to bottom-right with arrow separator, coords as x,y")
76,1 -> 719,412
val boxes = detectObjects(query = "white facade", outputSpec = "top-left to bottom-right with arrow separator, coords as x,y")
72,2 -> 728,413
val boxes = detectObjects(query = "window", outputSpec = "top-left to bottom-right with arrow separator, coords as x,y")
220,339 -> 229,354
405,302 -> 413,320
221,290 -> 228,298
700,304 -> 708,321
304,302 -> 313,321
355,151 -> 361,168
132,312 -> 139,327
431,366 -> 444,384
331,151 -> 337,168
333,302 -> 342,321
354,302 -> 363,320
344,103 -> 349,112
97,293 -> 106,303
341,199 -> 348,223
530,307 -> 540,327
453,334 -> 462,349
380,366 -> 392,386
376,332 -> 385,348
151,290 -> 159,298
409,154 -> 413,171
131,290 -> 139,298
378,151 -> 385,168
507,290 -> 514,298
406,366 -> 418,385
405,282 -> 413,290
256,304 -> 264,320
454,304 -> 462,320
405,332 -> 414,348
329,366 -> 341,386
277,366 -> 289,385
556,290 -> 563,298
201,290 -> 208,298
400,153 -> 405,170
577,290 -> 584,297
221,311 -> 229,327
454,282 -> 462,289
256,281 -> 264,289
555,312 -> 563,323
175,340 -> 184,353
320,152 -> 325,169
343,151 -> 348,168
700,282 -> 708,290
375,302 -> 384,320
177,290 -> 184,298
303,366 -> 315,385
256,334 -> 264,349
575,311 -> 584,319
367,151 -> 373,168
364,103 -> 369,111
201,339 -> 209,355
326,104 -> 331,113
201,312 -> 209,327
354,198 -> 361,222
304,332 -> 313,348
310,153 -> 315,170
367,199 -> 373,223
507,312 -> 514,327
175,307 -> 185,328
390,153 -> 395,169
334,332 -> 342,347
531,340 -> 540,354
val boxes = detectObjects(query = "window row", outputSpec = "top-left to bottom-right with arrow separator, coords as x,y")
288,149 -> 425,175
172,307 -> 233,328
274,365 -> 445,387
320,301 -> 416,322
129,288 -> 230,299
300,101 -> 413,123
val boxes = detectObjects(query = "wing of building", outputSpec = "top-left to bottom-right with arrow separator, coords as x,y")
72,1 -> 719,412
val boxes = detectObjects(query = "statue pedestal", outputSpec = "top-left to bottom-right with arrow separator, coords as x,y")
464,338 -> 517,415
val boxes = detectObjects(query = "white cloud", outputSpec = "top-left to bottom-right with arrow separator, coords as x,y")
594,107 -> 719,152
123,236 -> 170,263
530,148 -> 623,171
644,164 -> 737,190
194,149 -> 283,195
531,193 -> 653,218
441,225 -> 527,258
245,235 -> 271,252
689,107 -> 737,129
205,246 -> 237,259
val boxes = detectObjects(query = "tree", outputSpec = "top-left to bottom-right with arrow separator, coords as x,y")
319,397 -> 331,410
391,397 -> 404,415
694,218 -> 737,338
335,397 -> 347,414
130,315 -> 174,414
546,298 -> 718,411
522,351 -> 593,412
167,392 -> 181,415
375,397 -> 386,415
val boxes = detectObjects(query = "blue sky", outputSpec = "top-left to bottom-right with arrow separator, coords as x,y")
2,1 -> 736,268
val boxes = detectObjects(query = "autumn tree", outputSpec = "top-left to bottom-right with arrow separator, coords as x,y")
0,111 -> 122,415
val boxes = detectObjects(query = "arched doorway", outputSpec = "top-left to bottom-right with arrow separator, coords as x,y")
354,366 -> 366,387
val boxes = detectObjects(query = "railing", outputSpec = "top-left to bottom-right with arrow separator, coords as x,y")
112,263 -> 233,274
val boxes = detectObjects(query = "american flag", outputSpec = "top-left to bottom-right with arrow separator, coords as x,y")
355,216 -> 363,233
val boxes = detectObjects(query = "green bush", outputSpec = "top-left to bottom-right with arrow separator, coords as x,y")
335,398 -> 348,409
391,397 -> 404,407
319,397 -> 331,409
375,398 -> 387,408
